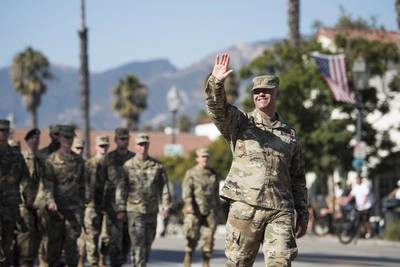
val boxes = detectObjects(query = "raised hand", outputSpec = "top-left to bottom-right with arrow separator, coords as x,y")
211,53 -> 233,81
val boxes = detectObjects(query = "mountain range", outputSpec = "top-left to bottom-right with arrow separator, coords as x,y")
0,39 -> 278,130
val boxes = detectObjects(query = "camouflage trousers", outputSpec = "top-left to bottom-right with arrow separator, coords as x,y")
46,208 -> 83,266
183,212 -> 217,258
79,207 -> 108,265
127,212 -> 157,267
0,205 -> 18,266
104,208 -> 125,267
225,201 -> 297,267
15,206 -> 42,265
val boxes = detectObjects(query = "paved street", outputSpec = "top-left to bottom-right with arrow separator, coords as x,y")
138,231 -> 400,267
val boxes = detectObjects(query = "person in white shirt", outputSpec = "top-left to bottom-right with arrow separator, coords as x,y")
346,176 -> 374,238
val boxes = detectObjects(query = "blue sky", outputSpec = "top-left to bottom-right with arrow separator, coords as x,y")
0,0 -> 397,72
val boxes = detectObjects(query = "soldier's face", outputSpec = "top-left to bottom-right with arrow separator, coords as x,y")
253,88 -> 278,110
115,137 -> 129,149
135,142 -> 149,156
196,155 -> 209,167
72,146 -> 84,156
59,135 -> 74,149
26,134 -> 40,151
0,129 -> 10,142
96,144 -> 109,156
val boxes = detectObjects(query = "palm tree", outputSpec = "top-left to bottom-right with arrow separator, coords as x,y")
288,0 -> 300,48
112,75 -> 147,130
11,47 -> 52,128
79,0 -> 90,158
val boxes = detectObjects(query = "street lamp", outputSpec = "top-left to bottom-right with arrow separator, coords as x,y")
351,56 -> 368,174
167,86 -> 181,144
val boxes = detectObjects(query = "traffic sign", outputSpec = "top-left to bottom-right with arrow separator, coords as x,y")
353,141 -> 367,159
352,158 -> 364,171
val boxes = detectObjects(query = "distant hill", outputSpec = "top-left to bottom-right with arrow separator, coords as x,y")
0,39 -> 278,129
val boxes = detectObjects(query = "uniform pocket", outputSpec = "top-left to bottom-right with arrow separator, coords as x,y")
230,201 -> 256,220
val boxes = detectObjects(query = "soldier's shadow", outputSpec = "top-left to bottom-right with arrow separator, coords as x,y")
149,249 -> 226,263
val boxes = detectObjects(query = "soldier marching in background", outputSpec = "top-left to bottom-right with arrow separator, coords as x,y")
39,124 -> 60,157
83,136 -> 110,267
15,129 -> 51,267
44,125 -> 85,266
100,128 -> 135,267
205,54 -> 308,267
182,148 -> 220,267
120,133 -> 171,267
0,119 -> 35,266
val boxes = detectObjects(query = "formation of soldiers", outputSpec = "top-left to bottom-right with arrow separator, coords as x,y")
0,119 -> 219,267
2,53 -> 309,267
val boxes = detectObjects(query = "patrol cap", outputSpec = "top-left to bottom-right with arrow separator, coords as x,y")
24,128 -> 41,141
196,148 -> 210,157
0,119 -> 10,130
135,133 -> 149,144
96,136 -> 110,146
115,128 -> 130,139
72,138 -> 85,148
251,75 -> 280,91
49,124 -> 60,135
58,125 -> 76,138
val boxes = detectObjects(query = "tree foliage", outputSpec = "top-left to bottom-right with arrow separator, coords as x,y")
112,75 -> 147,130
240,23 -> 399,176
11,47 -> 52,128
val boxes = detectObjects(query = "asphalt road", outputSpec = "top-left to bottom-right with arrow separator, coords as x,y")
138,232 -> 400,267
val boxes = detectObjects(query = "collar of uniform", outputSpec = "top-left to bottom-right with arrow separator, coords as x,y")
251,109 -> 284,129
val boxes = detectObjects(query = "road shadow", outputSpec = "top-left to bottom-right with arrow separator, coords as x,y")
149,248 -> 226,263
296,253 -> 400,266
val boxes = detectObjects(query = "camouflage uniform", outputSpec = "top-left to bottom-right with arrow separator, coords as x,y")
120,133 -> 171,267
101,128 -> 134,266
15,147 -> 49,266
37,124 -> 60,265
0,120 -> 34,266
83,136 -> 110,266
182,156 -> 220,261
205,75 -> 308,266
45,125 -> 85,266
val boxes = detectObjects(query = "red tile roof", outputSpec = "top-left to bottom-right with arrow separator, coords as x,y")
10,129 -> 212,158
317,27 -> 400,46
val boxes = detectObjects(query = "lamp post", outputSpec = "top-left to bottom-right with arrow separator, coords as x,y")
352,56 -> 368,174
167,86 -> 181,144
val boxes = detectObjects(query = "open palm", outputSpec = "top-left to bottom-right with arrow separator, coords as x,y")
212,53 -> 233,81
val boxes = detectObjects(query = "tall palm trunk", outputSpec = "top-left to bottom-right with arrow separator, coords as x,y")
79,0 -> 90,158
31,107 -> 38,129
288,0 -> 300,48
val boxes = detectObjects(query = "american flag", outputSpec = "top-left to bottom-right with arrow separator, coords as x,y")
312,52 -> 355,104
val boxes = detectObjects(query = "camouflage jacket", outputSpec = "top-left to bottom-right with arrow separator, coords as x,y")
205,75 -> 308,221
22,151 -> 52,209
45,151 -> 85,210
121,156 -> 171,214
182,164 -> 219,215
0,145 -> 34,207
84,155 -> 107,209
101,149 -> 135,212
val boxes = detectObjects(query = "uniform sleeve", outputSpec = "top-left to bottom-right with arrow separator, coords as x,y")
290,141 -> 309,225
115,165 -> 128,212
79,159 -> 86,206
181,170 -> 193,210
159,166 -> 171,211
43,159 -> 56,206
19,155 -> 35,207
84,161 -> 93,205
213,173 -> 221,210
205,75 -> 246,145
